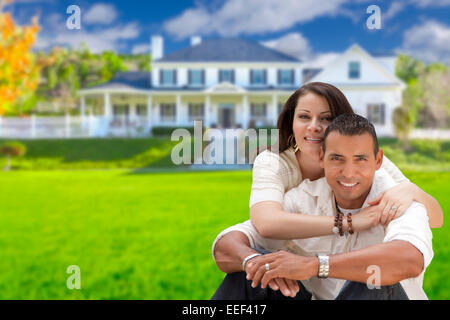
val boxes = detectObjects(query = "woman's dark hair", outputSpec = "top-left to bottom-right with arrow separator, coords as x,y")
277,82 -> 354,152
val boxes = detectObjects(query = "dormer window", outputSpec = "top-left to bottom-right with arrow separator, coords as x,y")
250,69 -> 267,85
161,69 -> 177,86
349,62 -> 360,79
188,69 -> 205,86
219,69 -> 234,83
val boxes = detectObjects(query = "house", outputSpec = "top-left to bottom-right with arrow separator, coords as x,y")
77,37 -> 405,137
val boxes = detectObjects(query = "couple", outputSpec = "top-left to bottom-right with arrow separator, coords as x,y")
211,82 -> 443,300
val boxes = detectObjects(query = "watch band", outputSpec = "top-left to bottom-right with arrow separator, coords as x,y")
316,254 -> 330,278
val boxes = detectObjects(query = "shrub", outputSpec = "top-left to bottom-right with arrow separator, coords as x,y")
0,141 -> 27,171
152,126 -> 195,137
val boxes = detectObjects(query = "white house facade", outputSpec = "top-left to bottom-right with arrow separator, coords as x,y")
77,37 -> 405,137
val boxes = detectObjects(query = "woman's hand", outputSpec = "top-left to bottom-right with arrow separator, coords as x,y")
246,251 -> 317,290
351,204 -> 383,232
368,181 -> 415,228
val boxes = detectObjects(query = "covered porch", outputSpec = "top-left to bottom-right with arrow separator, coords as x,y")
78,85 -> 291,136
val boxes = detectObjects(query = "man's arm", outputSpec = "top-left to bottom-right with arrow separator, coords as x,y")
213,231 -> 259,274
249,240 -> 424,288
328,240 -> 424,285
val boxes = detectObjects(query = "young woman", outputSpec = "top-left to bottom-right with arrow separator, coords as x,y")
249,82 -> 443,240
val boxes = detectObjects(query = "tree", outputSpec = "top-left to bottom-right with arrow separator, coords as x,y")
419,65 -> 450,127
0,141 -> 26,171
0,0 -> 40,115
393,106 -> 414,150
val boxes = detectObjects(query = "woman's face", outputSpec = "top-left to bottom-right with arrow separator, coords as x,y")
292,92 -> 333,158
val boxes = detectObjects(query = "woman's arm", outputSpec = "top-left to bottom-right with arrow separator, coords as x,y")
250,201 -> 381,239
368,181 -> 444,229
380,156 -> 443,228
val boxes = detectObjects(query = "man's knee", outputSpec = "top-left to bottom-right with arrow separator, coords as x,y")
335,281 -> 409,300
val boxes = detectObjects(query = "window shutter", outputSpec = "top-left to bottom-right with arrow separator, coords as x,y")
250,70 -> 254,85
173,70 -> 177,85
219,70 -> 222,83
188,70 -> 192,85
380,104 -> 385,125
159,70 -> 163,85
263,70 -> 267,85
231,70 -> 235,84
291,69 -> 295,84
277,70 -> 281,85
201,70 -> 205,85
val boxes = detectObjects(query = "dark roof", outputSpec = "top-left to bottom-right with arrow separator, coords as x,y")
302,68 -> 322,83
90,72 -> 151,90
156,38 -> 300,63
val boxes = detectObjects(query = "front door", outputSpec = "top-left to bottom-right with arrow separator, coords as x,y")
218,104 -> 235,128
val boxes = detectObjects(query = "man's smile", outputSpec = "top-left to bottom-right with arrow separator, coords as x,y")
337,181 -> 359,189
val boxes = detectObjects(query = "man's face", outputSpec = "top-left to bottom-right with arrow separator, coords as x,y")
320,131 -> 383,209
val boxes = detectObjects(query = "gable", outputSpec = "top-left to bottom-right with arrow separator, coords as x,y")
309,45 -> 404,88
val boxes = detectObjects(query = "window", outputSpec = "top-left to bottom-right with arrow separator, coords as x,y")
367,103 -> 385,125
349,62 -> 360,79
189,69 -> 204,86
160,104 -> 176,122
250,103 -> 267,118
278,103 -> 284,115
188,103 -> 205,121
136,104 -> 147,116
219,69 -> 234,83
161,69 -> 177,85
113,104 -> 129,118
250,69 -> 266,85
278,69 -> 294,85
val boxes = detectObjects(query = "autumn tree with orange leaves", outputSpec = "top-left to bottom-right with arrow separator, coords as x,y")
0,0 -> 40,115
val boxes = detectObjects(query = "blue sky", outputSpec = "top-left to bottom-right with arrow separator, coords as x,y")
6,0 -> 450,65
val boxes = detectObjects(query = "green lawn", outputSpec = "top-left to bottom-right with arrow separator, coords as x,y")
0,169 -> 448,300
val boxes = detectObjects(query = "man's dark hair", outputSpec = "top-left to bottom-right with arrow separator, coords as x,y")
322,114 -> 379,157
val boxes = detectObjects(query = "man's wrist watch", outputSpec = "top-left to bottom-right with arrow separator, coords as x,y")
316,254 -> 329,278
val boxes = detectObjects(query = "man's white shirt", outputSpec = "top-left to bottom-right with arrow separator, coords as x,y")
212,167 -> 433,300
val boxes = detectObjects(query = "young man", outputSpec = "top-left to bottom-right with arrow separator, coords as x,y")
211,114 -> 433,300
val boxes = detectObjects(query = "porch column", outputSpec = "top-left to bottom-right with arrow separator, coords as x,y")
242,95 -> 249,129
147,95 -> 153,134
80,95 -> 87,129
204,95 -> 211,127
104,92 -> 112,118
176,94 -> 182,125
271,94 -> 278,126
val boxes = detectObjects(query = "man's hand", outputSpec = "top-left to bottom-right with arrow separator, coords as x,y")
246,251 -> 318,290
245,254 -> 300,297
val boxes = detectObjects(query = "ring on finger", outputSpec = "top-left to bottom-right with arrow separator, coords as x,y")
265,263 -> 270,271
390,206 -> 397,211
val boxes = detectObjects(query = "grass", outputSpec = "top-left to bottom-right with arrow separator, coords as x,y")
0,138 -> 179,170
0,169 -> 448,300
1,137 -> 450,172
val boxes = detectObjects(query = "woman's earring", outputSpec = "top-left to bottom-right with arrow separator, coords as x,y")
288,134 -> 299,153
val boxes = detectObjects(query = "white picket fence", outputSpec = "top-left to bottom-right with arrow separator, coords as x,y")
0,115 -> 151,139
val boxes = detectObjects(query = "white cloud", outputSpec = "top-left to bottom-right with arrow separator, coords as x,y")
400,20 -> 450,64
163,0 -> 350,39
132,43 -> 151,55
305,52 -> 341,69
84,3 -> 118,25
35,13 -> 140,53
261,33 -> 312,61
384,1 -> 406,21
411,0 -> 450,7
